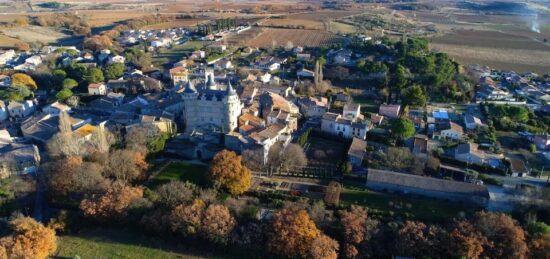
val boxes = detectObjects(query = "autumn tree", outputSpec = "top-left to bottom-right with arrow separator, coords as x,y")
324,181 -> 342,206
473,212 -> 528,259
83,35 -> 113,52
13,17 -> 28,27
209,150 -> 252,195
170,199 -> 206,236
446,220 -> 486,259
340,205 -> 371,258
80,183 -> 143,220
309,234 -> 339,259
46,156 -> 83,197
11,73 -> 37,91
0,217 -> 56,259
201,204 -> 236,244
395,221 -> 433,257
104,149 -> 148,182
268,208 -> 321,258
530,234 -> 550,258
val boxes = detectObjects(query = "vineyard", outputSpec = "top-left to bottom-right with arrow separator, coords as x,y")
247,28 -> 343,48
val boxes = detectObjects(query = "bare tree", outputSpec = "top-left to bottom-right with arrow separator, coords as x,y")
268,143 -> 307,173
89,124 -> 115,154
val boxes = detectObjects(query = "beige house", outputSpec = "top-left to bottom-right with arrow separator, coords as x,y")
88,83 -> 107,95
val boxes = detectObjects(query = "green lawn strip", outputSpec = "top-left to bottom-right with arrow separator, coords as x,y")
352,95 -> 378,113
147,162 -> 209,189
340,188 -> 475,222
54,228 -> 223,259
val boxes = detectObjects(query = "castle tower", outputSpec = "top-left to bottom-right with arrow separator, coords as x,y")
182,80 -> 199,133
207,74 -> 217,90
224,80 -> 241,132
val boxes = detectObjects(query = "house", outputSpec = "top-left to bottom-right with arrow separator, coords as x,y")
108,55 -> 125,64
412,134 -> 429,157
0,101 -> 7,122
43,101 -> 71,116
343,103 -> 361,120
440,122 -> 463,140
534,134 -> 550,150
453,143 -> 485,165
370,113 -> 384,125
464,115 -> 482,130
7,100 -> 35,120
296,53 -> 311,61
348,137 -> 367,167
296,96 -> 329,118
259,73 -> 271,84
107,80 -> 131,93
292,46 -> 304,53
252,57 -> 284,71
0,49 -> 15,65
378,104 -> 400,119
366,169 -> 489,207
214,59 -> 233,70
173,59 -> 187,68
509,158 -> 528,177
169,66 -> 188,86
0,141 -> 41,178
321,112 -> 369,139
208,44 -> 227,53
191,50 -> 206,59
88,83 -> 107,95
297,68 -> 315,78
25,55 -> 42,66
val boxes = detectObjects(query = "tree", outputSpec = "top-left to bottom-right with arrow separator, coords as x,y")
80,183 -> 143,220
324,181 -> 342,206
267,143 -> 308,173
155,181 -> 197,208
104,149 -> 148,182
83,35 -> 113,51
170,199 -> 205,236
104,63 -> 125,80
326,66 -> 349,80
392,64 -> 410,101
55,88 -> 73,101
13,17 -> 28,27
46,156 -> 83,197
309,234 -> 339,259
530,234 -> 550,258
11,73 -> 37,91
6,85 -> 31,101
268,209 -> 320,258
201,204 -> 236,244
14,42 -> 30,51
83,67 -> 104,84
473,212 -> 528,259
401,85 -> 426,107
446,220 -> 486,259
0,217 -> 56,259
62,78 -> 78,89
391,118 -> 415,140
209,150 -> 252,195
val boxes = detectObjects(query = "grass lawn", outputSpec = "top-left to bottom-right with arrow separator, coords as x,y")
340,187 -> 477,222
352,95 -> 378,114
152,41 -> 206,66
148,161 -> 209,188
54,228 -> 225,259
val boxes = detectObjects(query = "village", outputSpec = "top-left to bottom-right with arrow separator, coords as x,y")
0,14 -> 550,258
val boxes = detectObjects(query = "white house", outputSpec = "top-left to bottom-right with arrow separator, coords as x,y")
321,111 -> 369,140
297,68 -> 315,78
0,50 -> 15,65
88,83 -> 107,95
43,101 -> 71,116
214,59 -> 233,70
7,100 -> 35,120
464,115 -> 482,130
440,122 -> 464,140
25,55 -> 42,66
259,73 -> 271,83
109,55 -> 125,64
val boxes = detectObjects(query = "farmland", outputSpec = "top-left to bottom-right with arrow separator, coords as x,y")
247,28 -> 343,48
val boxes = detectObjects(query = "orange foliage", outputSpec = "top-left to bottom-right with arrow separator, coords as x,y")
448,220 -> 486,259
268,209 -> 321,258
530,234 -> 550,258
169,199 -> 205,236
209,150 -> 251,195
473,212 -> 528,259
309,234 -> 339,259
80,183 -> 143,220
83,35 -> 113,52
11,73 -> 37,91
201,204 -> 236,244
0,217 -> 56,259
341,205 -> 368,245
48,156 -> 83,196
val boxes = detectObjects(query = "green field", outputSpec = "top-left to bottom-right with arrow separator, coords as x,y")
152,41 -> 206,66
352,95 -> 378,114
341,188 -> 476,222
54,228 -> 225,259
148,161 -> 209,188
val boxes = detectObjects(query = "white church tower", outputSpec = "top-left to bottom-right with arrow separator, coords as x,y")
224,80 -> 241,132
